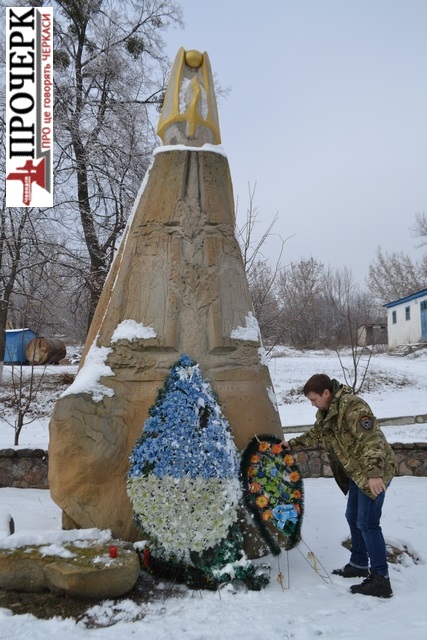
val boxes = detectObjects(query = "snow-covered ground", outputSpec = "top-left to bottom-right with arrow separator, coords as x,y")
0,347 -> 426,639
270,346 -> 427,422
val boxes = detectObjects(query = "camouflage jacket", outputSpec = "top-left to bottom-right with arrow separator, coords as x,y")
289,380 -> 396,499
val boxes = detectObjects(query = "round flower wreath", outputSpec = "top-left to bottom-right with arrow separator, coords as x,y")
127,354 -> 242,560
241,434 -> 304,554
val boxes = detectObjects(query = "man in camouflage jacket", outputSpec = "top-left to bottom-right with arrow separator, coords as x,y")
286,374 -> 395,599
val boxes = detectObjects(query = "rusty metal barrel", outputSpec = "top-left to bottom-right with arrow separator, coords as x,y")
26,337 -> 66,365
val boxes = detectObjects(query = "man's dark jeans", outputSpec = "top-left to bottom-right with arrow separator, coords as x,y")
345,479 -> 389,578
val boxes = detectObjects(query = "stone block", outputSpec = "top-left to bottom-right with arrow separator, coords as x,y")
44,544 -> 140,599
0,540 -> 140,599
0,552 -> 48,592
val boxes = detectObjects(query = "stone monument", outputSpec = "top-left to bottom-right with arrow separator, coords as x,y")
48,48 -> 284,552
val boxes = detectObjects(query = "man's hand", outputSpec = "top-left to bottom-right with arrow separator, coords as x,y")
369,477 -> 387,497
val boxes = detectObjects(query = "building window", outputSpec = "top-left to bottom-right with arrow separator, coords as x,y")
392,311 -> 397,324
405,306 -> 410,321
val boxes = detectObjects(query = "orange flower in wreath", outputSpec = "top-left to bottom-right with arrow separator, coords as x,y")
248,466 -> 256,477
284,454 -> 295,466
293,503 -> 301,514
249,482 -> 261,494
262,509 -> 274,521
250,454 -> 261,464
292,490 -> 302,499
271,443 -> 283,454
258,441 -> 270,452
256,495 -> 269,508
289,471 -> 300,482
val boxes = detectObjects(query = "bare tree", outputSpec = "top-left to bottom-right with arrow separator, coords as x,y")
52,0 -> 183,325
236,182 -> 288,344
367,247 -> 426,303
275,258 -> 327,349
0,202 -> 42,376
237,183 -> 285,276
247,260 -> 282,343
1,329 -> 73,446
2,362 -> 49,445
9,238 -> 86,339
411,212 -> 427,248
324,268 -> 383,393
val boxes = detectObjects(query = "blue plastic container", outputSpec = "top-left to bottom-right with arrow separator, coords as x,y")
4,328 -> 37,365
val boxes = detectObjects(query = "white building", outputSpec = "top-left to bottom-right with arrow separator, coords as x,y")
383,288 -> 427,349
356,323 -> 387,347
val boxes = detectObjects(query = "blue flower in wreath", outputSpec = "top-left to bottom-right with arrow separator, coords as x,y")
272,504 -> 299,529
128,355 -> 239,481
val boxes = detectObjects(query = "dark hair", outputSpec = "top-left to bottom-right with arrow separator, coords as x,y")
303,374 -> 333,396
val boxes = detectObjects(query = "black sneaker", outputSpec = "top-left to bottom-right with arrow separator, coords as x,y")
332,563 -> 369,578
350,572 -> 393,598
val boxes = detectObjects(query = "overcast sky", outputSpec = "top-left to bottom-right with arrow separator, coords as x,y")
163,0 -> 427,285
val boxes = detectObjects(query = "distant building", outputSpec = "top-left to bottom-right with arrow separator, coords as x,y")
356,323 -> 388,347
383,288 -> 427,349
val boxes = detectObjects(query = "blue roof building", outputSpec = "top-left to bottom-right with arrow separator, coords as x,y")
383,289 -> 427,349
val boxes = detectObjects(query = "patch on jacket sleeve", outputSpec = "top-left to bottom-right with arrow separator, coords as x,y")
359,415 -> 373,430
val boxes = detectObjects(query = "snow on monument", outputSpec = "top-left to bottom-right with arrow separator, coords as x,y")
48,48 -> 284,552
